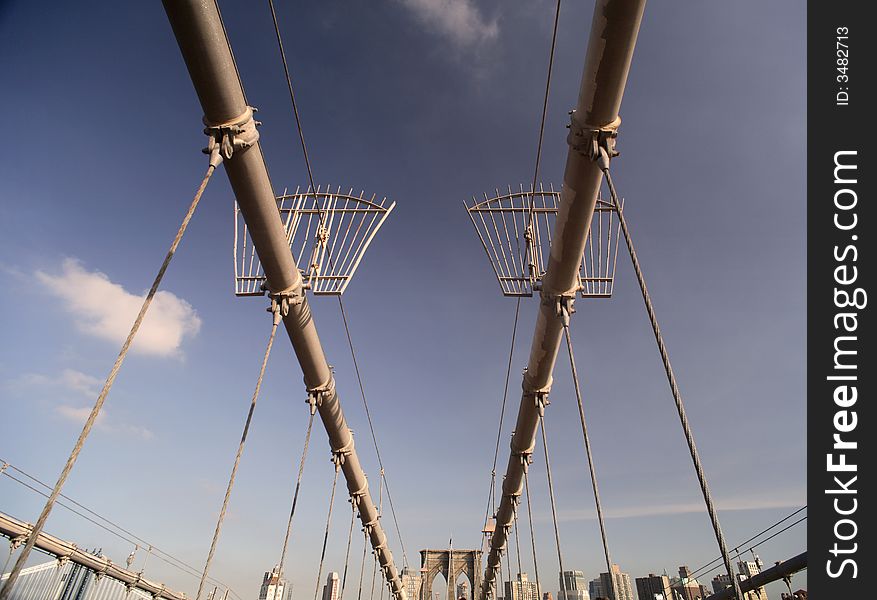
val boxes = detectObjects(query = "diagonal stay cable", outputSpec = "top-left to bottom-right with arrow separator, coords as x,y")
339,501 -> 357,600
0,153 -> 221,600
356,528 -> 369,600
521,468 -> 541,596
563,323 -> 616,600
196,308 -> 283,600
267,0 -> 409,568
600,163 -> 743,600
275,410 -> 317,580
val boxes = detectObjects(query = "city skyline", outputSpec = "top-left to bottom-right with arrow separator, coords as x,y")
2,1 -> 805,600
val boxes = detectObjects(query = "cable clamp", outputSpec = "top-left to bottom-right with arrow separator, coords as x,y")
202,106 -> 260,165
306,375 -> 335,413
533,391 -> 550,416
266,284 -> 304,320
566,111 -> 621,164
151,586 -> 167,600
332,432 -> 354,468
10,534 -> 27,550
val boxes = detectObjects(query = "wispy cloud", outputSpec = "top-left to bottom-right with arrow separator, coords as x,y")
556,494 -> 806,522
55,402 -> 154,441
396,0 -> 499,49
35,258 -> 201,357
7,368 -> 155,441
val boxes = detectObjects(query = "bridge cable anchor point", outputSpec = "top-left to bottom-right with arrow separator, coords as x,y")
202,106 -> 260,163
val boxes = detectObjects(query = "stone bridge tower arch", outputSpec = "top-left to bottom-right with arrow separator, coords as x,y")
419,550 -> 482,600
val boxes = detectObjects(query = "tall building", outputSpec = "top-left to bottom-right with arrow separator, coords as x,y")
635,573 -> 673,600
401,567 -> 422,600
558,570 -> 590,600
595,565 -> 634,600
260,566 -> 291,600
587,577 -> 604,600
504,573 -> 539,600
670,566 -> 708,600
322,572 -> 340,600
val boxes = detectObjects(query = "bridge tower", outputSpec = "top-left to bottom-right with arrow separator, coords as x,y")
419,550 -> 482,600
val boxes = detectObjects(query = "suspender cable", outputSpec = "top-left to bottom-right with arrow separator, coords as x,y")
521,469 -> 541,596
275,410 -> 317,580
197,309 -> 282,600
0,155 -> 220,600
481,2 -> 647,596
267,0 -> 409,570
538,416 -> 567,600
314,466 -> 342,600
600,165 -> 742,600
340,502 -> 357,600
163,3 -> 407,596
357,529 -> 369,600
562,325 -> 615,600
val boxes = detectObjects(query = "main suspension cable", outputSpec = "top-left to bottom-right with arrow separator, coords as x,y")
601,164 -> 743,600
0,155 -> 220,600
267,0 -> 408,567
197,308 -> 282,600
562,323 -> 616,600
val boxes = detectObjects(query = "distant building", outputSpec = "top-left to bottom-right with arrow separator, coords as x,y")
505,573 -> 539,600
594,565 -> 634,600
260,565 -> 292,600
710,557 -> 768,600
670,566 -> 708,600
587,577 -> 605,600
635,573 -> 672,600
322,572 -> 340,600
401,567 -> 421,600
558,570 -> 590,600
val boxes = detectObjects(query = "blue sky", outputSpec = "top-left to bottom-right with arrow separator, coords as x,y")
1,1 -> 806,599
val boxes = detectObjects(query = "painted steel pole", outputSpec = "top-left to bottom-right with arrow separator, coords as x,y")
480,1 -> 647,598
161,3 -> 406,599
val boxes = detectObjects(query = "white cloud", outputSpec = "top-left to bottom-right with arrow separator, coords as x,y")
35,258 -> 201,357
397,0 -> 499,48
55,403 -> 154,441
557,494 -> 805,522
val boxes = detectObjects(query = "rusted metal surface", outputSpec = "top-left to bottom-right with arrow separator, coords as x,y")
480,1 -> 646,597
162,2 -> 405,598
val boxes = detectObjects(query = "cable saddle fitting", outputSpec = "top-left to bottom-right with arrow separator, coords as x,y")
202,106 -> 260,164
566,111 -> 621,164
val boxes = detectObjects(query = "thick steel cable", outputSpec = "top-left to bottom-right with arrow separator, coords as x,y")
562,325 -> 616,600
336,301 -> 409,567
486,0 -> 562,578
276,411 -> 317,579
339,503 -> 357,600
601,166 -> 743,600
521,469 -> 541,596
690,516 -> 808,582
314,466 -> 342,600
197,311 -> 282,600
356,529 -> 369,600
687,507 -> 807,581
0,459 -> 243,600
267,0 -> 408,568
524,0 -> 563,233
483,299 -> 522,532
0,159 -> 218,600
538,417 -> 567,600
